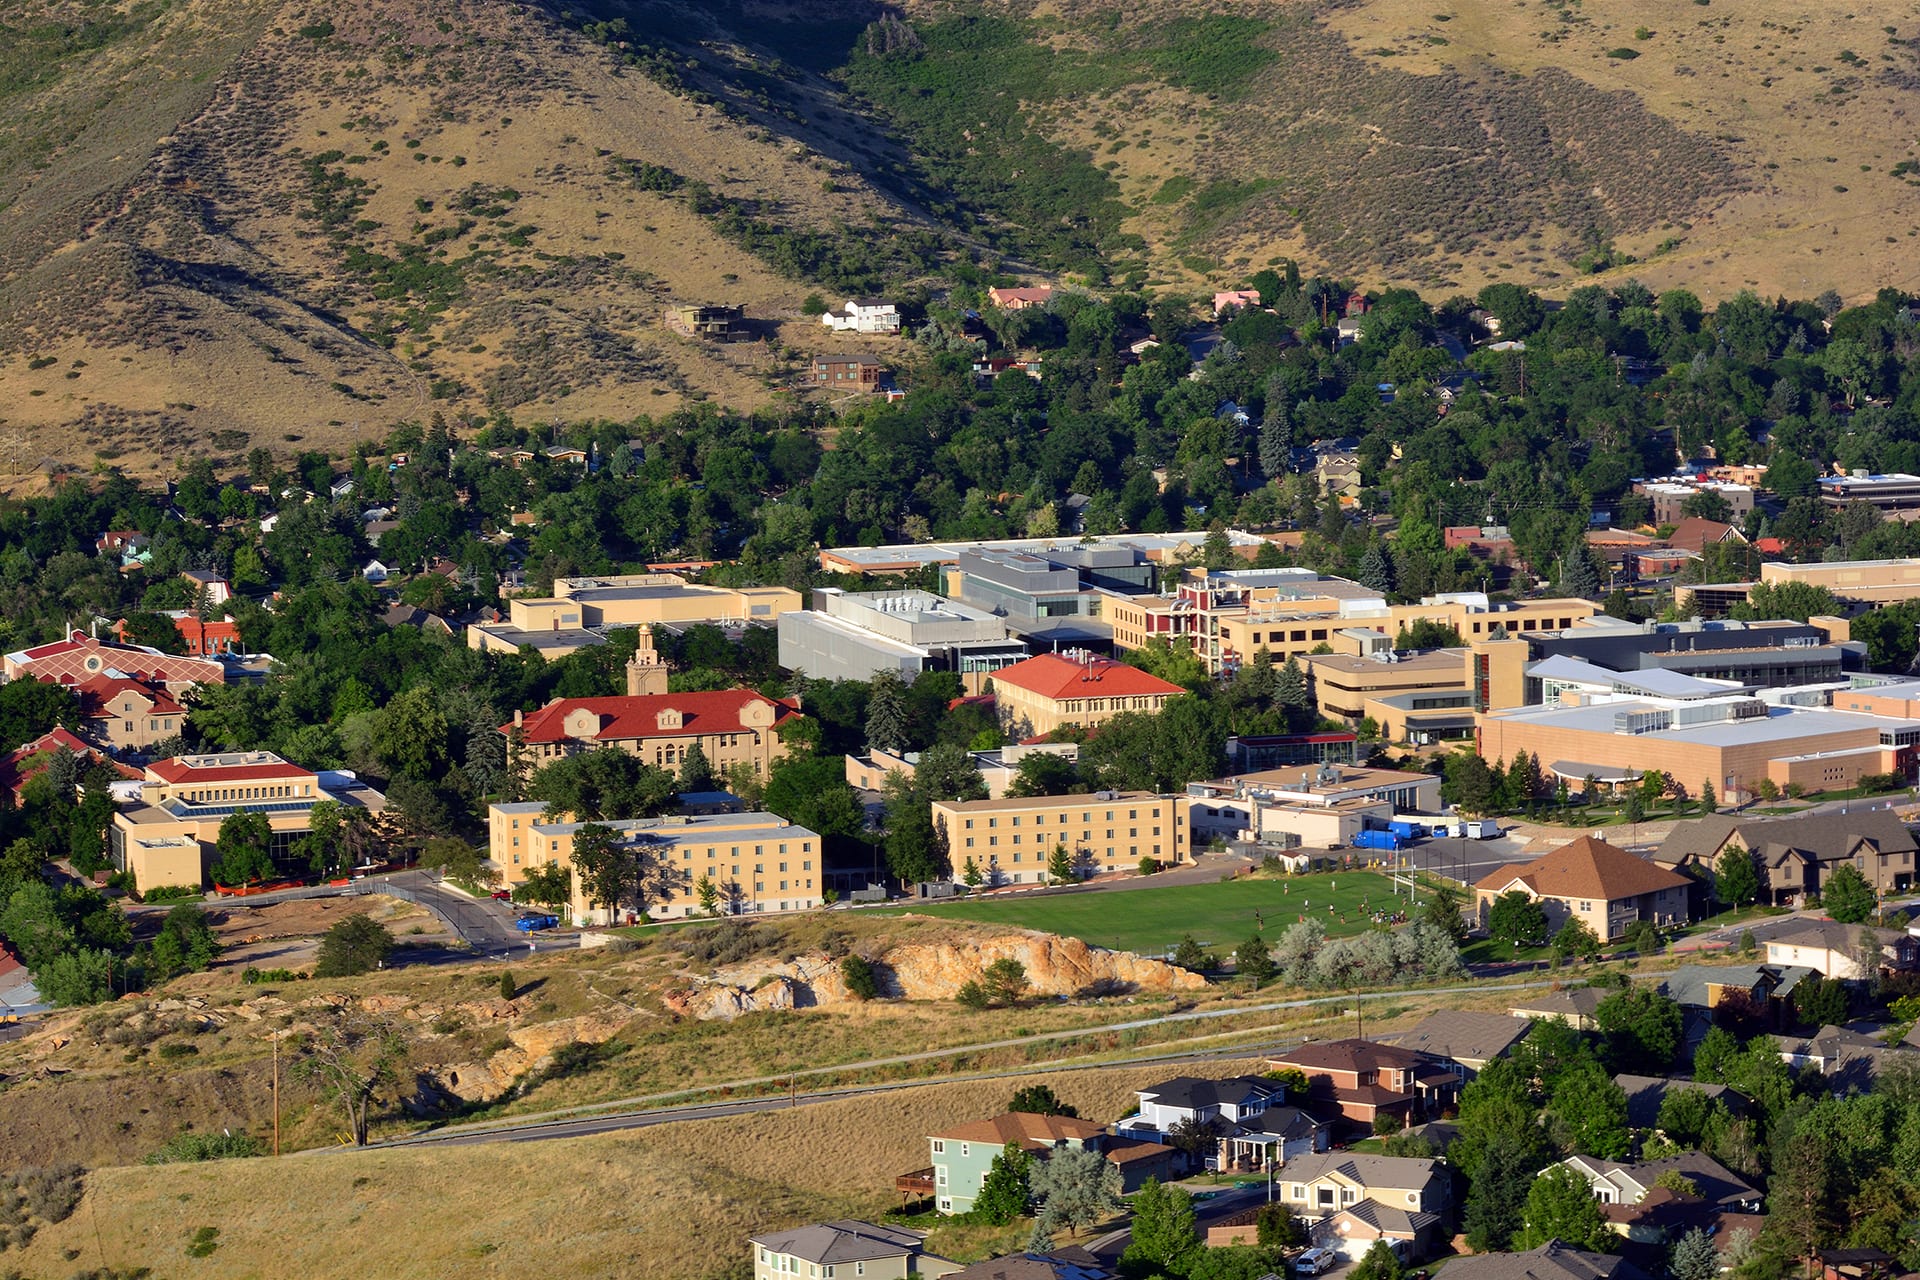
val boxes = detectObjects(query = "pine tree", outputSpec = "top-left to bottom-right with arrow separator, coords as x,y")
1259,402 -> 1292,479
1275,656 -> 1312,729
1560,545 -> 1600,598
865,673 -> 909,754
1668,1228 -> 1721,1280
1358,540 -> 1397,596
1236,934 -> 1276,987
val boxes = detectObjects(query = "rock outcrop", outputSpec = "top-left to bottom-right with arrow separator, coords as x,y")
662,927 -> 1206,1020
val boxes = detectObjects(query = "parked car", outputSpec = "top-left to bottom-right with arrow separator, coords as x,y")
514,913 -> 558,932
490,889 -> 514,901
1295,1248 -> 1339,1276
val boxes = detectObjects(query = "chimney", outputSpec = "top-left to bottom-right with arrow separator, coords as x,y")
513,709 -> 524,728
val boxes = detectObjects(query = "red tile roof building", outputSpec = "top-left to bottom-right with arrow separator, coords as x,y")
3,633 -> 225,695
74,675 -> 187,753
504,688 -> 803,780
987,285 -> 1055,311
0,727 -> 140,803
988,653 -> 1183,738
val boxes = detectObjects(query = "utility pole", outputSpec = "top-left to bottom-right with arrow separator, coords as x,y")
272,1033 -> 281,1157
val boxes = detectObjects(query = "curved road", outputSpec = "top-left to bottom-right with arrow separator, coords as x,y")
378,977 -> 1570,1150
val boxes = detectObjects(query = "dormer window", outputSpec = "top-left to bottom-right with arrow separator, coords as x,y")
655,708 -> 684,732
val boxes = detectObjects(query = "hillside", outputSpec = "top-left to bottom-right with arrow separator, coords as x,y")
0,0 -> 1915,467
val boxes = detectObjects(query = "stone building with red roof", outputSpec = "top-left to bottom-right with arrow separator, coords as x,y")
74,675 -> 187,753
986,652 -> 1182,739
505,686 -> 803,781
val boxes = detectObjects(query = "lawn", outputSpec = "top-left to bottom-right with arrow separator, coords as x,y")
880,871 -> 1417,958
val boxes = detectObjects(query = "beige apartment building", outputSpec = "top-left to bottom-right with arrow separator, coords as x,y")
986,653 -> 1184,739
110,752 -> 387,890
488,803 -> 824,921
469,574 -> 801,656
76,675 -> 188,753
930,792 -> 1190,883
1758,557 -> 1920,604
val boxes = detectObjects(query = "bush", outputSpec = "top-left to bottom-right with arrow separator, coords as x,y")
499,969 -> 517,1000
156,1041 -> 199,1059
241,967 -> 305,984
840,953 -> 880,1000
312,916 -> 394,977
145,1132 -> 264,1164
1372,1112 -> 1406,1136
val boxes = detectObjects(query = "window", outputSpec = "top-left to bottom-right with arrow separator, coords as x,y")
960,1143 -> 970,1157
932,1139 -> 945,1154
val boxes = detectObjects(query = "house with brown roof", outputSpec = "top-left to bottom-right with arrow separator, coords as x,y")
1765,921 -> 1918,980
1507,986 -> 1609,1030
1263,1039 -> 1459,1127
1378,1010 -> 1533,1076
1273,1150 -> 1450,1258
1474,835 -> 1691,941
941,1248 -> 1112,1280
749,1220 -> 958,1280
987,285 -> 1055,311
1654,810 -> 1919,903
1440,1241 -> 1652,1280
4,632 -> 225,696
987,653 -> 1183,738
926,1113 -> 1173,1215
1663,517 -> 1746,556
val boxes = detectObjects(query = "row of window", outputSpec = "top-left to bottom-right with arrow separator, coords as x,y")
176,783 -> 311,803
962,809 -> 1163,828
757,1249 -> 869,1277
962,829 -> 1159,849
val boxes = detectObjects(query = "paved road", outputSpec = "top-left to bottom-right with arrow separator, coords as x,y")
379,977 -> 1569,1149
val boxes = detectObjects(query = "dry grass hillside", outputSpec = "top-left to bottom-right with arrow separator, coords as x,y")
0,0 -> 928,478
1,0 -> 1915,468
5,1062 -> 1228,1280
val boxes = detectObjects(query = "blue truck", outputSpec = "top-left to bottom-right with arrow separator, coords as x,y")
1350,829 -> 1404,851
514,912 -> 559,932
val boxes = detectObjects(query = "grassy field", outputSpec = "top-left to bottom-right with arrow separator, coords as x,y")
882,871 -> 1419,957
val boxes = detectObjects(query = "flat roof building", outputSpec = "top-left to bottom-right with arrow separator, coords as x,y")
489,804 -> 825,923
1817,472 -> 1920,509
111,752 -> 386,890
1759,557 -> 1920,603
469,574 -> 800,656
777,588 -> 1027,686
930,791 -> 1191,884
816,531 -> 1264,577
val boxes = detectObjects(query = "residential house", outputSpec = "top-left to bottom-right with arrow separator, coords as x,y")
381,604 -> 455,638
1817,1249 -> 1903,1280
1474,835 -> 1691,941
987,285 -> 1054,311
503,684 -> 802,781
1377,1010 -> 1532,1077
748,1220 -> 958,1280
1663,517 -> 1746,556
1262,1039 -> 1459,1127
1658,963 -> 1815,1033
1653,810 -> 1920,903
362,560 -> 389,583
328,476 -> 356,500
1439,1242 -> 1653,1280
1555,1152 -> 1761,1230
1613,1075 -> 1747,1131
179,569 -> 231,606
821,298 -> 902,334
665,303 -> 745,340
1116,1076 -> 1329,1173
812,355 -> 889,392
1274,1151 -> 1450,1260
940,1249 -> 1112,1280
96,531 -> 151,568
1507,986 -> 1608,1030
75,675 -> 187,753
986,652 -> 1182,739
1213,290 -> 1261,316
926,1114 -> 1174,1215
1766,921 -> 1918,980
1776,1024 -> 1917,1092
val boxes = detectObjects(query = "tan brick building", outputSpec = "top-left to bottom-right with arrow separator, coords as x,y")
1474,834 -> 1691,940
487,803 -> 824,922
75,675 -> 186,753
930,791 -> 1191,884
505,675 -> 803,781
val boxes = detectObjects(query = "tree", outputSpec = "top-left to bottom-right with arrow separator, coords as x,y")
840,954 -> 880,1001
865,672 -> 909,753
1358,541 -> 1397,596
1668,1227 -> 1721,1280
1551,916 -> 1601,963
1349,1240 -> 1406,1280
500,969 -> 517,1000
1715,844 -> 1759,912
1235,933 -> 1275,987
1488,891 -> 1547,946
1546,1060 -> 1632,1159
1123,1178 -> 1200,1278
1165,1114 -> 1221,1165
1010,1085 -> 1077,1117
1007,751 -> 1078,798
1255,1202 -> 1304,1250
145,904 -> 220,979
1047,844 -> 1075,886
420,837 -> 492,888
975,1143 -> 1033,1226
676,741 -> 714,793
313,916 -> 395,977
1419,884 -> 1468,944
515,863 -> 572,917
1462,1128 -> 1540,1252
955,980 -> 990,1011
1517,1164 -> 1614,1252
208,808 -> 276,887
1791,976 -> 1850,1028
1692,1025 -> 1741,1083
1823,863 -> 1876,923
1172,935 -> 1213,972
1594,987 -> 1683,1074
1030,1145 -> 1123,1237
292,1006 -> 408,1146
983,957 -> 1031,1007
695,875 -> 721,917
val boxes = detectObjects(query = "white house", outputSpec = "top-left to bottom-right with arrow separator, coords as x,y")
821,298 -> 901,335
1122,1075 -> 1283,1138
362,560 -> 389,583
1765,921 -> 1917,979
